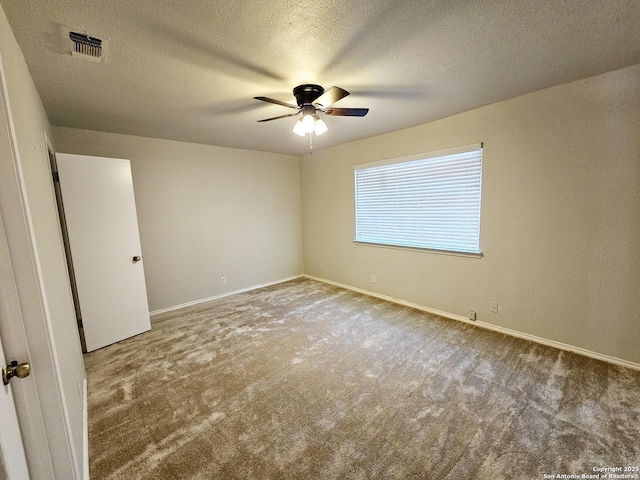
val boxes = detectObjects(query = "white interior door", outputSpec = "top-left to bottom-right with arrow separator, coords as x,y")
0,50 -> 30,479
1,51 -> 61,478
0,217 -> 30,479
0,337 -> 30,480
56,154 -> 151,352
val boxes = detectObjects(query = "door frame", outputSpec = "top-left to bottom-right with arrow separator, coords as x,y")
47,145 -> 87,353
0,51 -> 80,478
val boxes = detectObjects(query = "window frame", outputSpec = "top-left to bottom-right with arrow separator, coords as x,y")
353,143 -> 483,258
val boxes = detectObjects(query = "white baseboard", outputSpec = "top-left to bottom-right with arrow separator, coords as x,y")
149,275 -> 304,318
304,274 -> 640,372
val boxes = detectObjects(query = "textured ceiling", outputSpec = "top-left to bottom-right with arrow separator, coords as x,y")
2,0 -> 640,156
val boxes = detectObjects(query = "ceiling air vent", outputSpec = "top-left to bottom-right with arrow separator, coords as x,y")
69,32 -> 103,60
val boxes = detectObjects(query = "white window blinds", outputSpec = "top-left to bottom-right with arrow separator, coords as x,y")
354,145 -> 482,254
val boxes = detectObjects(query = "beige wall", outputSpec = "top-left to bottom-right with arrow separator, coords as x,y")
300,64 -> 640,364
53,128 -> 303,312
0,5 -> 85,478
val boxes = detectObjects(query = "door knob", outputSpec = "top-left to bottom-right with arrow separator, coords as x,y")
132,255 -> 141,262
3,360 -> 31,385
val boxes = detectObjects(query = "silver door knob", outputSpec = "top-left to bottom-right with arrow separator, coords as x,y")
132,256 -> 141,262
3,360 -> 31,385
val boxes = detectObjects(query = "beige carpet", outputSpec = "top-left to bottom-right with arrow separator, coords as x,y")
85,278 -> 640,479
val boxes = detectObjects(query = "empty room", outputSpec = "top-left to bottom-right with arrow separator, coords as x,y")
0,1 -> 639,479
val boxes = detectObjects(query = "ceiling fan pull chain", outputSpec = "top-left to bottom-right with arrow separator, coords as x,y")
309,133 -> 313,155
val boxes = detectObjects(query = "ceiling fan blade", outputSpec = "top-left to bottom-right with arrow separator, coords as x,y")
323,107 -> 369,117
254,96 -> 298,109
257,112 -> 300,122
312,86 -> 349,108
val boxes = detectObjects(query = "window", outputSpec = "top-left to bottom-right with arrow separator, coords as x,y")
354,144 -> 482,255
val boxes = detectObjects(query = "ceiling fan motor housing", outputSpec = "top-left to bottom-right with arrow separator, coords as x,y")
293,84 -> 324,106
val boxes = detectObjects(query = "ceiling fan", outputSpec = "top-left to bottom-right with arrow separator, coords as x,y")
254,84 -> 369,136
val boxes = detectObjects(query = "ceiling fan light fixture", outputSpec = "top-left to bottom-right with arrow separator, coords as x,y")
293,118 -> 306,136
314,117 -> 328,136
301,113 -> 316,133
293,115 -> 328,137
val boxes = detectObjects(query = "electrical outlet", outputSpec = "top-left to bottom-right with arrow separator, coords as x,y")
370,274 -> 377,283
469,310 -> 477,321
220,276 -> 227,285
490,301 -> 499,313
